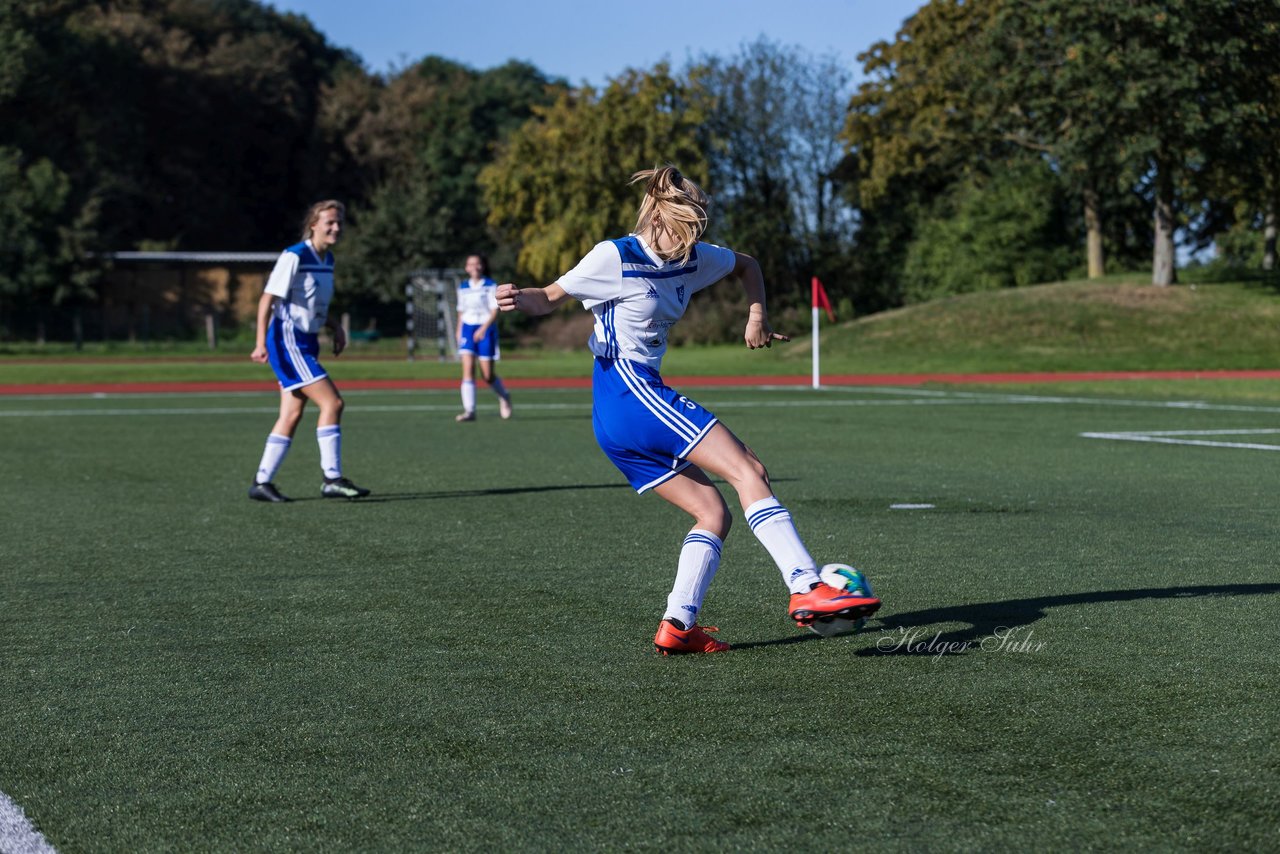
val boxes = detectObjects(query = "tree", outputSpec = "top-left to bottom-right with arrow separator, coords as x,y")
0,148 -> 98,338
688,38 -> 858,305
0,0 -> 364,252
1192,6 -> 1280,273
480,64 -> 709,284
844,0 -> 1280,288
336,58 -> 565,303
901,156 -> 1077,303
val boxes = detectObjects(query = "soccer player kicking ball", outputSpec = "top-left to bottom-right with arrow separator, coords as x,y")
247,200 -> 371,503
496,166 -> 880,654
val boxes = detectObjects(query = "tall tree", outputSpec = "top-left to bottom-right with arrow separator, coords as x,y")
0,0 -> 363,252
688,38 -> 857,304
844,0 -> 1280,288
480,64 -> 709,283
338,58 -> 565,299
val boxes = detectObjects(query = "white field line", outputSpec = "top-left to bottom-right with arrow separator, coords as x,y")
4,387 -> 1280,418
0,790 -> 56,854
0,394 -> 1024,418
1080,429 -> 1280,452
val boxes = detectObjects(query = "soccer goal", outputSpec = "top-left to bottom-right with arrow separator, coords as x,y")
405,268 -> 464,361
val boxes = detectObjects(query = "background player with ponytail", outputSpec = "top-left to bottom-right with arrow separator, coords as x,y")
247,200 -> 371,503
453,253 -> 513,422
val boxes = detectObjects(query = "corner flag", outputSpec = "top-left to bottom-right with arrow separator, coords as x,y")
811,277 -> 835,389
812,277 -> 835,323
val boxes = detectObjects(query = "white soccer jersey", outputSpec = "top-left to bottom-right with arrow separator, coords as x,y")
557,234 -> 736,370
456,277 -> 499,325
264,240 -> 334,334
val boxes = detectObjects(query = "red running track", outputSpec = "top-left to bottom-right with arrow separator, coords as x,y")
3,369 -> 1280,396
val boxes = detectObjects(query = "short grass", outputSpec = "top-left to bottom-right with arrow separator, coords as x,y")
2,383 -> 1278,850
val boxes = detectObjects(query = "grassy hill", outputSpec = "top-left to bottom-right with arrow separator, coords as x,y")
764,275 -> 1280,374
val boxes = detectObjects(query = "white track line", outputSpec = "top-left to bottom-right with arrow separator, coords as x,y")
0,790 -> 56,854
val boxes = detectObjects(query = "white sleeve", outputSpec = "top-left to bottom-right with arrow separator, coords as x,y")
485,281 -> 499,311
264,251 -> 298,298
557,241 -> 622,307
689,242 -> 737,294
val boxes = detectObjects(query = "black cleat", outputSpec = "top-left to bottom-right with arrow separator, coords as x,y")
321,477 -> 371,499
249,482 -> 290,503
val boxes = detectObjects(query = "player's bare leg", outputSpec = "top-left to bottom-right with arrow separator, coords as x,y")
686,423 -> 879,626
298,378 -> 369,499
649,466 -> 732,653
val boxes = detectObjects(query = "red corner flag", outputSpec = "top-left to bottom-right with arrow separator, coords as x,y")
812,277 -> 835,323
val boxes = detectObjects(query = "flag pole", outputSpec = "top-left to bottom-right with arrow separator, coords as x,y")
811,277 -> 821,389
810,277 -> 836,389
811,306 -> 821,389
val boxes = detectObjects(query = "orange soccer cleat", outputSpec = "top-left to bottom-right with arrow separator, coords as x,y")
653,619 -> 731,655
788,582 -> 881,627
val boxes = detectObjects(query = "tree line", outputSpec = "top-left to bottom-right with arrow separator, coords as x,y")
3,0 -> 1278,342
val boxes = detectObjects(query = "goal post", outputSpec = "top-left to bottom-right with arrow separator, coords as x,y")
405,268 -> 464,361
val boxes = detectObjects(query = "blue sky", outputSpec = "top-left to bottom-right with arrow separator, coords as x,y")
266,0 -> 924,85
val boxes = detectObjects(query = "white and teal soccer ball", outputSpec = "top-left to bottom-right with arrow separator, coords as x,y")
809,563 -> 875,637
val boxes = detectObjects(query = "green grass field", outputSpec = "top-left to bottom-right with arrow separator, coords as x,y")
3,380 -> 1278,850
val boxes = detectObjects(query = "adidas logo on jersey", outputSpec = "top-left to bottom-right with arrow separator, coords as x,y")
644,285 -> 659,299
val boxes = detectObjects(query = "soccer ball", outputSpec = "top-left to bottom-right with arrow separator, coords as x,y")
809,563 -> 875,637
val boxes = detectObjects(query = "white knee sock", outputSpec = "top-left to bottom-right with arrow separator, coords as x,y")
461,380 -> 476,413
254,434 -> 291,484
663,529 -> 723,629
746,497 -> 820,594
317,425 -> 341,479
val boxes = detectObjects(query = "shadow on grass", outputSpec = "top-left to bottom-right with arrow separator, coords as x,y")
287,477 -> 796,504
732,583 -> 1280,654
287,482 -> 634,503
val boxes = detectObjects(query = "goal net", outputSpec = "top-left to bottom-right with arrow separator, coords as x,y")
405,268 -> 464,361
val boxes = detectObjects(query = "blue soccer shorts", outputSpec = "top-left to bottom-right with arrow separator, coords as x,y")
591,356 -> 719,493
266,317 -> 328,391
458,323 -> 501,359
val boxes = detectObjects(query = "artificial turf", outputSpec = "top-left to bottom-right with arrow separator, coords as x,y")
2,384 -> 1278,850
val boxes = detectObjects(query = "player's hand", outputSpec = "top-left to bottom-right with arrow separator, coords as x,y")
331,325 -> 347,357
250,344 -> 268,363
474,326 -> 488,342
496,284 -> 520,312
745,317 -> 789,350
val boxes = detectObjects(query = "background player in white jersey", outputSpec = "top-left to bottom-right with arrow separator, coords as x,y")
497,166 -> 881,654
453,253 -> 512,422
247,200 -> 371,502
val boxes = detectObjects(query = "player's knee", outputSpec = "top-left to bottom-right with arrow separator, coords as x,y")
729,450 -> 769,488
697,497 -> 732,538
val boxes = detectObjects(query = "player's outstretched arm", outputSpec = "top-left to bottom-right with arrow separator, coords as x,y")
731,252 -> 790,350
496,283 -> 571,317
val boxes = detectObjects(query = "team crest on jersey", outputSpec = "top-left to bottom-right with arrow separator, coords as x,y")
677,285 -> 686,305
644,285 -> 659,299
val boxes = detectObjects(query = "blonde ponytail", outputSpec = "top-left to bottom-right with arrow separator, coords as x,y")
630,165 -> 708,266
